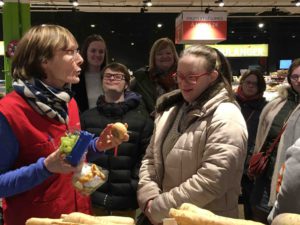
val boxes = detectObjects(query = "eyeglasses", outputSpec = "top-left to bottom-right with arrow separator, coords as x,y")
290,74 -> 300,82
62,49 -> 80,59
103,73 -> 125,81
243,81 -> 258,86
173,71 -> 209,84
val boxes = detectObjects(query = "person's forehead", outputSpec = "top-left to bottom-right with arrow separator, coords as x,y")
245,74 -> 257,81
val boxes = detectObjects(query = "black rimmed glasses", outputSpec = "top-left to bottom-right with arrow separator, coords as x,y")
103,73 -> 125,81
173,71 -> 210,84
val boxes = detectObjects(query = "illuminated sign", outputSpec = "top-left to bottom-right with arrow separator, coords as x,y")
176,11 -> 227,44
208,44 -> 269,57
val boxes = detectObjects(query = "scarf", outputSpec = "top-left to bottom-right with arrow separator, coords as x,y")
96,91 -> 140,117
149,65 -> 177,92
236,85 -> 263,102
13,79 -> 72,124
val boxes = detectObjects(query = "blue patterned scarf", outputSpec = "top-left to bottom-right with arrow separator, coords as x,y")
13,79 -> 72,124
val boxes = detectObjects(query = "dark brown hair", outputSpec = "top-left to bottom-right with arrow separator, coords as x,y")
101,62 -> 131,85
240,70 -> 266,94
80,34 -> 108,72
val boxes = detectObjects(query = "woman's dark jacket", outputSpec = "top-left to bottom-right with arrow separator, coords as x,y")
81,91 -> 154,211
72,72 -> 89,113
235,96 -> 267,156
131,66 -> 177,115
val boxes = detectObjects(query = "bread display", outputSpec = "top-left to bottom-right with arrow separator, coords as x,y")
26,212 -> 135,225
169,203 -> 265,225
271,213 -> 300,225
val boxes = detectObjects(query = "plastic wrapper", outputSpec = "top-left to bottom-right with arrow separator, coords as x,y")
72,163 -> 108,195
60,130 -> 94,166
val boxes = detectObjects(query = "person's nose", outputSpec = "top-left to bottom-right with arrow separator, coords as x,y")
75,53 -> 84,66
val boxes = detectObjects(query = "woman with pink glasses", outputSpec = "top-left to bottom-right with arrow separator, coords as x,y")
137,45 -> 247,225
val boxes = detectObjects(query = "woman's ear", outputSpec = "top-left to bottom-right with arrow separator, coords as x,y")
124,83 -> 128,91
41,58 -> 48,70
209,70 -> 219,83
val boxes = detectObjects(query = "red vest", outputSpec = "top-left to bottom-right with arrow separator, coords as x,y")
0,91 -> 91,225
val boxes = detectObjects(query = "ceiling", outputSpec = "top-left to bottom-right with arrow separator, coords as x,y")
29,0 -> 300,16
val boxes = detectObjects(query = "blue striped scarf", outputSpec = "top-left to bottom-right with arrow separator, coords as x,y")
13,79 -> 72,124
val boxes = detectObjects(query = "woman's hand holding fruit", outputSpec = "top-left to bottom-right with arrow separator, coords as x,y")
96,123 -> 129,151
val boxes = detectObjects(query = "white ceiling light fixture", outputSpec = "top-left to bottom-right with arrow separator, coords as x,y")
291,0 -> 300,7
143,0 -> 152,7
69,0 -> 78,7
0,0 -> 4,7
215,0 -> 224,7
258,22 -> 265,28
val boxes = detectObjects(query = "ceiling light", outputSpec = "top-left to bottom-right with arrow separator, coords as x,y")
69,0 -> 78,7
215,0 -> 224,7
143,0 -> 152,7
291,0 -> 300,6
157,23 -> 163,28
0,0 -> 4,7
258,22 -> 264,28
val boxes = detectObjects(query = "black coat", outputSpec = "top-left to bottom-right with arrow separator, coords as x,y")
72,72 -> 89,113
236,96 -> 267,153
81,91 -> 154,210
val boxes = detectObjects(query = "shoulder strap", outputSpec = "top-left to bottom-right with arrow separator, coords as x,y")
265,124 -> 287,156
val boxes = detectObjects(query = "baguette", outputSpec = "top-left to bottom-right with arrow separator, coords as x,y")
26,218 -> 88,225
62,212 -> 134,225
179,203 -> 215,216
170,208 -> 265,225
271,213 -> 300,225
96,216 -> 134,225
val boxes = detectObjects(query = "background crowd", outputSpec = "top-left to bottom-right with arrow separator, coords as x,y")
1,24 -> 300,225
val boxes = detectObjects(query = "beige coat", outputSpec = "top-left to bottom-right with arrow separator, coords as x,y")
269,87 -> 300,206
252,86 -> 298,206
137,89 -> 247,223
253,86 -> 289,155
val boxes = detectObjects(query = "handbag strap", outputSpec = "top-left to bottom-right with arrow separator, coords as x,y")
265,124 -> 287,156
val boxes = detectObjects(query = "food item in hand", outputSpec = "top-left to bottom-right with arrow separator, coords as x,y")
169,205 -> 265,225
72,163 -> 108,195
271,213 -> 300,225
26,217 -> 86,225
26,218 -> 64,225
179,203 -> 214,216
111,122 -> 128,139
59,133 -> 79,155
61,212 -> 135,224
